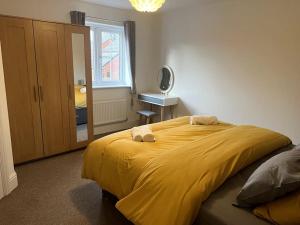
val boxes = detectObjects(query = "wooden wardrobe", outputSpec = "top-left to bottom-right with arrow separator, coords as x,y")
0,15 -> 93,164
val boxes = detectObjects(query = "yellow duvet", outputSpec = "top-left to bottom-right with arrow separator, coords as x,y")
82,117 -> 291,225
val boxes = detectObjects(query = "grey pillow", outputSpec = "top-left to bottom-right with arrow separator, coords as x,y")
235,144 -> 300,208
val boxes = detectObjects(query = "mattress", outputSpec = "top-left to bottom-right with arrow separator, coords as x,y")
194,145 -> 294,225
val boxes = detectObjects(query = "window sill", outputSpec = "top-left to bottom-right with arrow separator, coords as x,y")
92,85 -> 131,90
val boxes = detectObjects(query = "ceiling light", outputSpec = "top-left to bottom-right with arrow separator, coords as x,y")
129,0 -> 166,12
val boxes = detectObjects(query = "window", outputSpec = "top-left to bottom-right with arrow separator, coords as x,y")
86,21 -> 129,87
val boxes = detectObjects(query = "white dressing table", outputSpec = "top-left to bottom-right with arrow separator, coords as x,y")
137,65 -> 178,123
138,93 -> 178,121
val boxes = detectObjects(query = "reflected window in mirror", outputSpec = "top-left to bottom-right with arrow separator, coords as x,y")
86,20 -> 130,88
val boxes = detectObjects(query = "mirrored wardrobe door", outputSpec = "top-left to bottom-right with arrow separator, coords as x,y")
65,25 -> 93,149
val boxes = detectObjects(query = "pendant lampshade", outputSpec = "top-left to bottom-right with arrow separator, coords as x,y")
129,0 -> 166,12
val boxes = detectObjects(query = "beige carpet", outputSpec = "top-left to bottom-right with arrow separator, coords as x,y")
0,150 -> 133,225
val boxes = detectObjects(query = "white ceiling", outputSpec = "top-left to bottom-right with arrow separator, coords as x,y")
81,0 -> 199,11
81,0 -> 132,9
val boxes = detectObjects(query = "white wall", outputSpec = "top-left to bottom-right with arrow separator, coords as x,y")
158,0 -> 300,144
0,0 -> 159,134
72,33 -> 86,85
0,42 -> 18,199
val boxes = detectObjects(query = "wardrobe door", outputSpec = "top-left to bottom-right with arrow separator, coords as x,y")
33,21 -> 70,156
0,17 -> 44,164
65,25 -> 93,149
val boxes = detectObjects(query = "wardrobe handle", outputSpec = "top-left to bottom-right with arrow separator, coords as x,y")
39,86 -> 44,101
33,86 -> 38,102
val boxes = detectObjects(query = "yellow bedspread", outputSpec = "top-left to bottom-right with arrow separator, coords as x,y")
82,117 -> 291,225
82,117 -> 232,198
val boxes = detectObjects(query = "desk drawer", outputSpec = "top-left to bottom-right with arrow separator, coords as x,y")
138,94 -> 164,105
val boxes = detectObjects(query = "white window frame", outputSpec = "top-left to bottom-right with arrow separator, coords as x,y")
86,20 -> 128,88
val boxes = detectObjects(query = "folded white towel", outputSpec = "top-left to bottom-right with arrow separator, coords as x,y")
131,125 -> 155,142
142,130 -> 155,142
190,115 -> 218,125
131,127 -> 143,142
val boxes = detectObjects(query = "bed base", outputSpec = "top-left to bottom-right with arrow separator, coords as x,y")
101,189 -> 117,201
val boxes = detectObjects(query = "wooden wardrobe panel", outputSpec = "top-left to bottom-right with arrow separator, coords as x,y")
0,16 -> 44,163
33,21 -> 70,156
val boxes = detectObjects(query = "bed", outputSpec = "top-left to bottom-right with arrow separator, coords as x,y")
194,145 -> 293,225
82,116 -> 291,225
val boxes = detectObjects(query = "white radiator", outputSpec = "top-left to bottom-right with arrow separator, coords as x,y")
93,99 -> 128,126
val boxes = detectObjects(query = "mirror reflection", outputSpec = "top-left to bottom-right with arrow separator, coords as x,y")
159,68 -> 171,91
72,33 -> 88,143
158,66 -> 174,94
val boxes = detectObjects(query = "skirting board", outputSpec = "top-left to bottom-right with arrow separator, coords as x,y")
0,172 -> 18,199
7,172 -> 18,194
94,119 -> 139,135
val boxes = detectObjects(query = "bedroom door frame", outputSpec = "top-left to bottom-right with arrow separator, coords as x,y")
0,41 -> 18,199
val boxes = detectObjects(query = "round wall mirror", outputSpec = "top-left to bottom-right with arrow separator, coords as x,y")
158,65 -> 174,94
